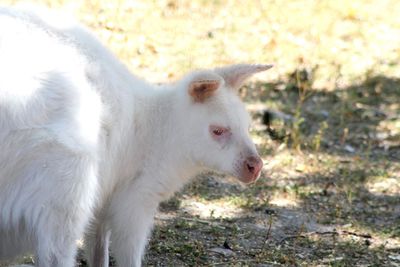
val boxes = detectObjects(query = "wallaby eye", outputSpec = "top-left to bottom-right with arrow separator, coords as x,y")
213,128 -> 224,136
209,125 -> 231,141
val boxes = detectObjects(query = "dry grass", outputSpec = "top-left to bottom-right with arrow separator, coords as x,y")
2,0 -> 400,266
4,0 -> 400,84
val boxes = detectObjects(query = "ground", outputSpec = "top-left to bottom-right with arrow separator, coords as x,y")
2,0 -> 400,266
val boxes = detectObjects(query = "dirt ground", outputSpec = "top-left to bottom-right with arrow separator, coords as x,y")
140,73 -> 400,266
1,1 -> 399,266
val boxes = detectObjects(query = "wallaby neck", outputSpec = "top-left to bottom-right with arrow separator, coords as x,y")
133,86 -> 204,199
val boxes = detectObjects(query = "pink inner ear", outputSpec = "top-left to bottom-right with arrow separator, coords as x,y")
189,80 -> 220,102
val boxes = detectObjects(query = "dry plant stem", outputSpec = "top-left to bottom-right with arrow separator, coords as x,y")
279,230 -> 372,244
262,215 -> 274,250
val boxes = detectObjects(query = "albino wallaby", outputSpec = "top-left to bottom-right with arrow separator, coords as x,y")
0,6 -> 271,267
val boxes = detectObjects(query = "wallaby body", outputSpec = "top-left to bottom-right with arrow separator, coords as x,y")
0,7 -> 270,267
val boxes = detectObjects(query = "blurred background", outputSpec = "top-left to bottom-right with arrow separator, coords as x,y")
2,0 -> 399,266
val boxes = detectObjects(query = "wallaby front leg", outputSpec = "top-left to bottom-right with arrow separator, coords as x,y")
85,219 -> 111,267
108,183 -> 158,267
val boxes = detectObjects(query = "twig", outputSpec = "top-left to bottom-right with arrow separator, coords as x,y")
261,215 -> 273,251
265,216 -> 273,241
310,230 -> 372,239
212,259 -> 277,266
341,230 -> 372,239
279,230 -> 372,244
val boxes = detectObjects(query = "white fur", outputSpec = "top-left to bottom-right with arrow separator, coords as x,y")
0,7 -> 270,267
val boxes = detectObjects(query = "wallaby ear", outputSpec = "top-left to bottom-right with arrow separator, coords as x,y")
214,64 -> 273,90
188,72 -> 222,103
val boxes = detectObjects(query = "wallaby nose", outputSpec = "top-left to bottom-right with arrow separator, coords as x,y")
242,155 -> 263,183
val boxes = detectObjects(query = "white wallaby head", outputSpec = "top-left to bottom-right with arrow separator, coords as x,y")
177,64 -> 272,183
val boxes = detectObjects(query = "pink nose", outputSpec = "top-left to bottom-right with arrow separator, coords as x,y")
242,155 -> 263,183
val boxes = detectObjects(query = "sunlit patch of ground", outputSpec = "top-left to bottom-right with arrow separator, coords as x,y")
180,198 -> 245,219
3,0 -> 400,85
366,177 -> 400,196
269,195 -> 299,208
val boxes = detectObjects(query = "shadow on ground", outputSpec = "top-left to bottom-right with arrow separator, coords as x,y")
144,73 -> 400,266
247,73 -> 400,161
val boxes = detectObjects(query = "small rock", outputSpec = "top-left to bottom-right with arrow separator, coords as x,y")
389,254 -> 400,261
265,208 -> 277,215
320,110 -> 330,118
223,240 -> 232,250
295,164 -> 306,172
209,247 -> 235,257
344,144 -> 355,153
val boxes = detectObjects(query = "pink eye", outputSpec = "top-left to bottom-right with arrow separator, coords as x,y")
213,128 -> 224,136
210,125 -> 230,140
